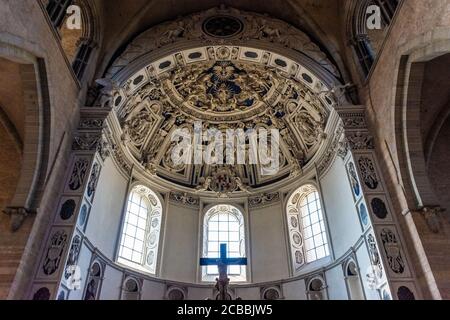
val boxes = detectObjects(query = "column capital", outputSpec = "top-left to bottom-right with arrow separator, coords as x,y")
72,106 -> 113,159
335,105 -> 375,152
72,131 -> 110,160
335,105 -> 367,129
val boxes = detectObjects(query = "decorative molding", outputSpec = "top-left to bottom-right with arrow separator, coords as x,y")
73,108 -> 112,161
105,7 -> 339,79
317,122 -> 345,176
72,132 -> 102,152
248,193 -> 280,208
337,140 -> 350,159
104,44 -> 333,192
79,118 -> 105,129
169,192 -> 200,207
346,131 -> 375,150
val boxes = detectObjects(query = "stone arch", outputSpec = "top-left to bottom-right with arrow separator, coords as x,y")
96,5 -> 348,83
102,7 -> 341,82
346,0 -> 400,77
394,32 -> 450,210
0,42 -> 51,232
0,42 -> 51,300
393,28 -> 450,300
70,0 -> 101,80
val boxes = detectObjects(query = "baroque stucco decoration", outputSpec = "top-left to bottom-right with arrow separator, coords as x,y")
98,7 -> 346,196
104,7 -> 339,80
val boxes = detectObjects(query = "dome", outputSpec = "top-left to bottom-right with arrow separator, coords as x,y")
102,7 -> 341,196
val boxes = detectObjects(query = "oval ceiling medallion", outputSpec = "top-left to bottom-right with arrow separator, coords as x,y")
202,15 -> 244,38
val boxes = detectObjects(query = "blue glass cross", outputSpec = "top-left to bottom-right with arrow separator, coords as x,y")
200,244 -> 247,279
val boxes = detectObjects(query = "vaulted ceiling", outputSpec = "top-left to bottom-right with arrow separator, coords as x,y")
93,0 -> 348,78
95,6 -> 345,195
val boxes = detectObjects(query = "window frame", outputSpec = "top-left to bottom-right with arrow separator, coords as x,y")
348,0 -> 402,79
116,185 -> 163,275
46,0 -> 73,29
200,204 -> 248,283
286,183 -> 331,274
298,188 -> 330,263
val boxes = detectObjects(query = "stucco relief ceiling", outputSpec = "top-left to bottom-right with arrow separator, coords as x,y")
101,8 -> 341,196
97,0 -> 343,76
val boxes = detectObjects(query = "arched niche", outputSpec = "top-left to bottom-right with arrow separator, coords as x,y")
344,259 -> 365,300
121,276 -> 141,300
306,276 -> 327,300
83,260 -> 104,300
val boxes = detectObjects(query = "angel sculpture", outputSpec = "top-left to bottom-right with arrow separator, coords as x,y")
95,78 -> 120,108
321,83 -> 355,106
196,176 -> 212,192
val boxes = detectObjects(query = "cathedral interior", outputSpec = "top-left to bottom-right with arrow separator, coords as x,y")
0,0 -> 450,301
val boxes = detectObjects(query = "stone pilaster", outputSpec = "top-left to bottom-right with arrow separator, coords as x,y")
336,105 -> 420,300
28,107 -> 111,300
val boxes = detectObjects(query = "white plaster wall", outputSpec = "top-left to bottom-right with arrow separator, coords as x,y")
85,158 -> 128,259
320,157 -> 362,257
235,287 -> 260,300
326,265 -> 348,300
99,265 -> 123,300
68,242 -> 92,300
75,156 -> 376,300
160,201 -> 199,282
187,287 -> 213,300
249,202 -> 290,283
356,244 -> 381,300
141,280 -> 166,300
282,279 -> 307,300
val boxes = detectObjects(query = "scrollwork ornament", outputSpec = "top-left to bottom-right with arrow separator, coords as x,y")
248,193 -> 280,207
169,192 -> 199,206
347,132 -> 374,150
72,133 -> 102,152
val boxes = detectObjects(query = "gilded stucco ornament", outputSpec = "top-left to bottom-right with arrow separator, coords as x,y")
100,8 -> 347,195
104,7 -> 339,79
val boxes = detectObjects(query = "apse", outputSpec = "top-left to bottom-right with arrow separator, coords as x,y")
25,5 -> 418,301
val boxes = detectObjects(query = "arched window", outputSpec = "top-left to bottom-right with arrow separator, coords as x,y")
287,184 -> 330,271
117,185 -> 162,274
202,205 -> 246,282
45,0 -> 73,29
348,0 -> 400,76
44,0 -> 98,80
